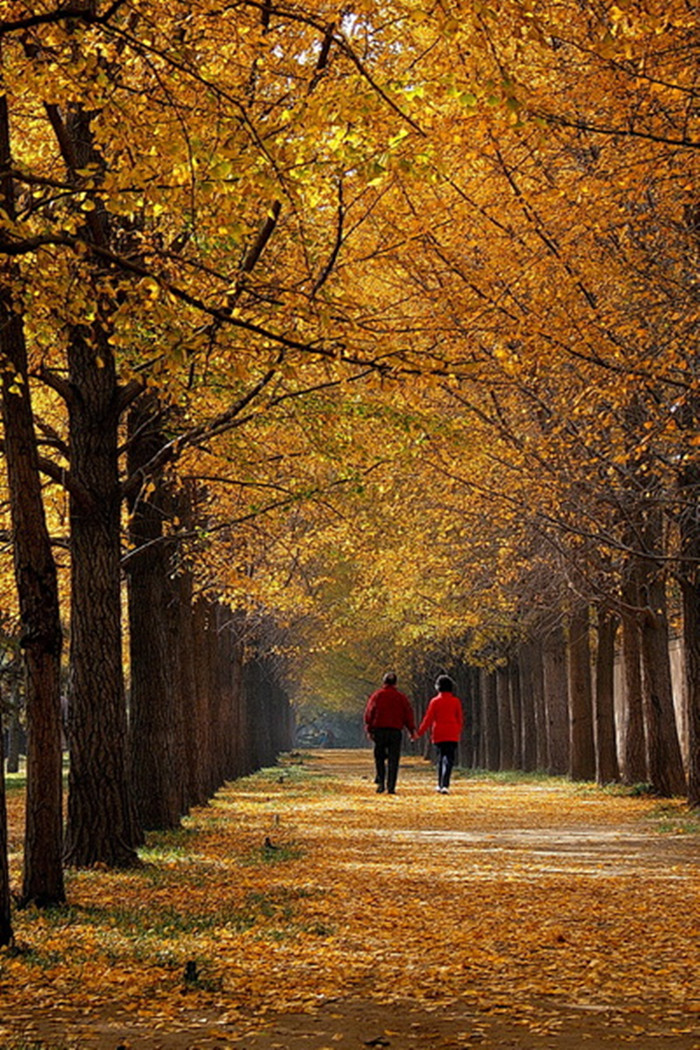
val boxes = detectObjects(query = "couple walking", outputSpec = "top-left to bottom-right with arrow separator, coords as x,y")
364,672 -> 463,795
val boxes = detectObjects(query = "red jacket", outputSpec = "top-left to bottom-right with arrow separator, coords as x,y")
417,691 -> 463,744
364,685 -> 416,734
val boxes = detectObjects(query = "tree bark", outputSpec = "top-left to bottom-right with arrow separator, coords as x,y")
496,665 -> 514,770
679,454 -> 700,808
468,666 -> 481,768
620,569 -> 647,784
0,729 -> 12,945
482,669 -> 500,770
543,624 -> 569,775
638,556 -> 687,797
508,659 -> 522,770
126,395 -> 182,830
5,681 -> 21,775
531,636 -> 548,771
0,92 -> 65,906
63,318 -> 140,866
567,604 -> 596,781
518,642 -> 538,772
595,607 -> 620,785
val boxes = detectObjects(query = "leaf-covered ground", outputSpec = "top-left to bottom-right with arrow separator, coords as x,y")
1,749 -> 699,1049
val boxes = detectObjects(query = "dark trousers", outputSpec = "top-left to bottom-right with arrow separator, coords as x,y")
373,727 -> 402,792
436,741 -> 458,788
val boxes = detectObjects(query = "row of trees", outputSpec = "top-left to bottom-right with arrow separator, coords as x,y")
1,0 -> 698,945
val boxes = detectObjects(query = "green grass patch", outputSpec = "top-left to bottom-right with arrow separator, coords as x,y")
644,801 -> 700,835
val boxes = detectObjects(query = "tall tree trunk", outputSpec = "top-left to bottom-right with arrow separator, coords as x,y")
0,729 -> 12,945
126,395 -> 181,830
595,607 -> 620,785
531,636 -> 547,771
48,95 -> 140,866
482,669 -> 500,770
468,666 -> 480,769
496,665 -> 514,770
63,318 -> 139,866
620,570 -> 647,784
5,681 -> 21,775
567,604 -> 596,781
518,642 -> 538,772
679,454 -> 700,808
0,92 -> 65,906
508,659 -> 522,770
638,556 -> 687,797
542,624 -> 569,775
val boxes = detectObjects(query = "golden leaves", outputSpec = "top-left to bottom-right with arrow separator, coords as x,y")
3,751 -> 699,1046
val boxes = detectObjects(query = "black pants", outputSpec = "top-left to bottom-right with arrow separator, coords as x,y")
373,728 -> 402,792
436,741 -> 458,789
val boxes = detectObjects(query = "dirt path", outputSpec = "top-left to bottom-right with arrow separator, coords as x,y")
2,749 -> 699,1050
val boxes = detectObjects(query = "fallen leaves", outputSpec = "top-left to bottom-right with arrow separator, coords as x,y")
1,750 -> 699,1045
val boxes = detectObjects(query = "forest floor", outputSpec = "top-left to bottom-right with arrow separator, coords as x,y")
1,749 -> 700,1050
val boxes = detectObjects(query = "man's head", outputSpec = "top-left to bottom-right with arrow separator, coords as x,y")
383,672 -> 397,686
436,675 -> 453,692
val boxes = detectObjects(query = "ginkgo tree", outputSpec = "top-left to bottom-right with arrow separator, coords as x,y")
1,0 -> 698,928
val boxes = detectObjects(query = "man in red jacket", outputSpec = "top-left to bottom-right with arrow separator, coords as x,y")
364,672 -> 416,794
416,675 -> 464,793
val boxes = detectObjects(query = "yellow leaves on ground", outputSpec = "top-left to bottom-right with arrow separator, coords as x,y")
2,751 -> 699,1043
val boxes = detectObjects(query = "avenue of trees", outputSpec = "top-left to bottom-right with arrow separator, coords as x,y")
1,0 -> 698,945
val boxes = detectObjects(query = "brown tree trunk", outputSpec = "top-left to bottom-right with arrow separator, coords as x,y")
482,669 -> 500,770
620,568 -> 647,784
567,604 -> 596,781
518,642 -> 538,772
5,681 -> 21,775
531,636 -> 547,771
469,666 -> 481,768
542,624 -> 569,775
496,665 -> 514,770
0,93 -> 65,906
679,454 -> 700,808
63,318 -> 140,867
595,607 -> 620,785
126,396 -> 182,830
638,557 -> 687,797
508,660 -> 522,769
0,728 -> 12,945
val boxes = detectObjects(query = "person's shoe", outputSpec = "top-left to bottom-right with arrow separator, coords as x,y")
376,784 -> 385,793
435,785 -> 443,793
387,789 -> 396,794
440,787 -> 449,794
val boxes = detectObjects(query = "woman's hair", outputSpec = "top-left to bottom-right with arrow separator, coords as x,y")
435,675 -> 453,692
383,672 -> 397,685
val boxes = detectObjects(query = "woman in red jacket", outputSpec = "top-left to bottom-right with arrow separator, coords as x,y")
416,675 -> 464,794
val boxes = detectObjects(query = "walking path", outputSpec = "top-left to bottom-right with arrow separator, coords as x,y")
2,749 -> 699,1049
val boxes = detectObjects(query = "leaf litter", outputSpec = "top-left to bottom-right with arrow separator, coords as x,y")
1,749 -> 699,1049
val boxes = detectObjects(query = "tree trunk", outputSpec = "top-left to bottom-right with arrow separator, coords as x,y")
0,93 -> 65,906
496,665 -> 514,770
638,557 -> 687,797
0,729 -> 12,946
5,685 -> 21,775
531,636 -> 547,771
595,607 -> 620,785
518,642 -> 538,772
482,669 -> 500,770
126,396 -> 182,830
508,660 -> 522,770
469,666 -> 481,768
567,604 -> 596,781
620,569 -> 647,784
542,624 -> 569,775
63,319 -> 139,867
679,454 -> 700,808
